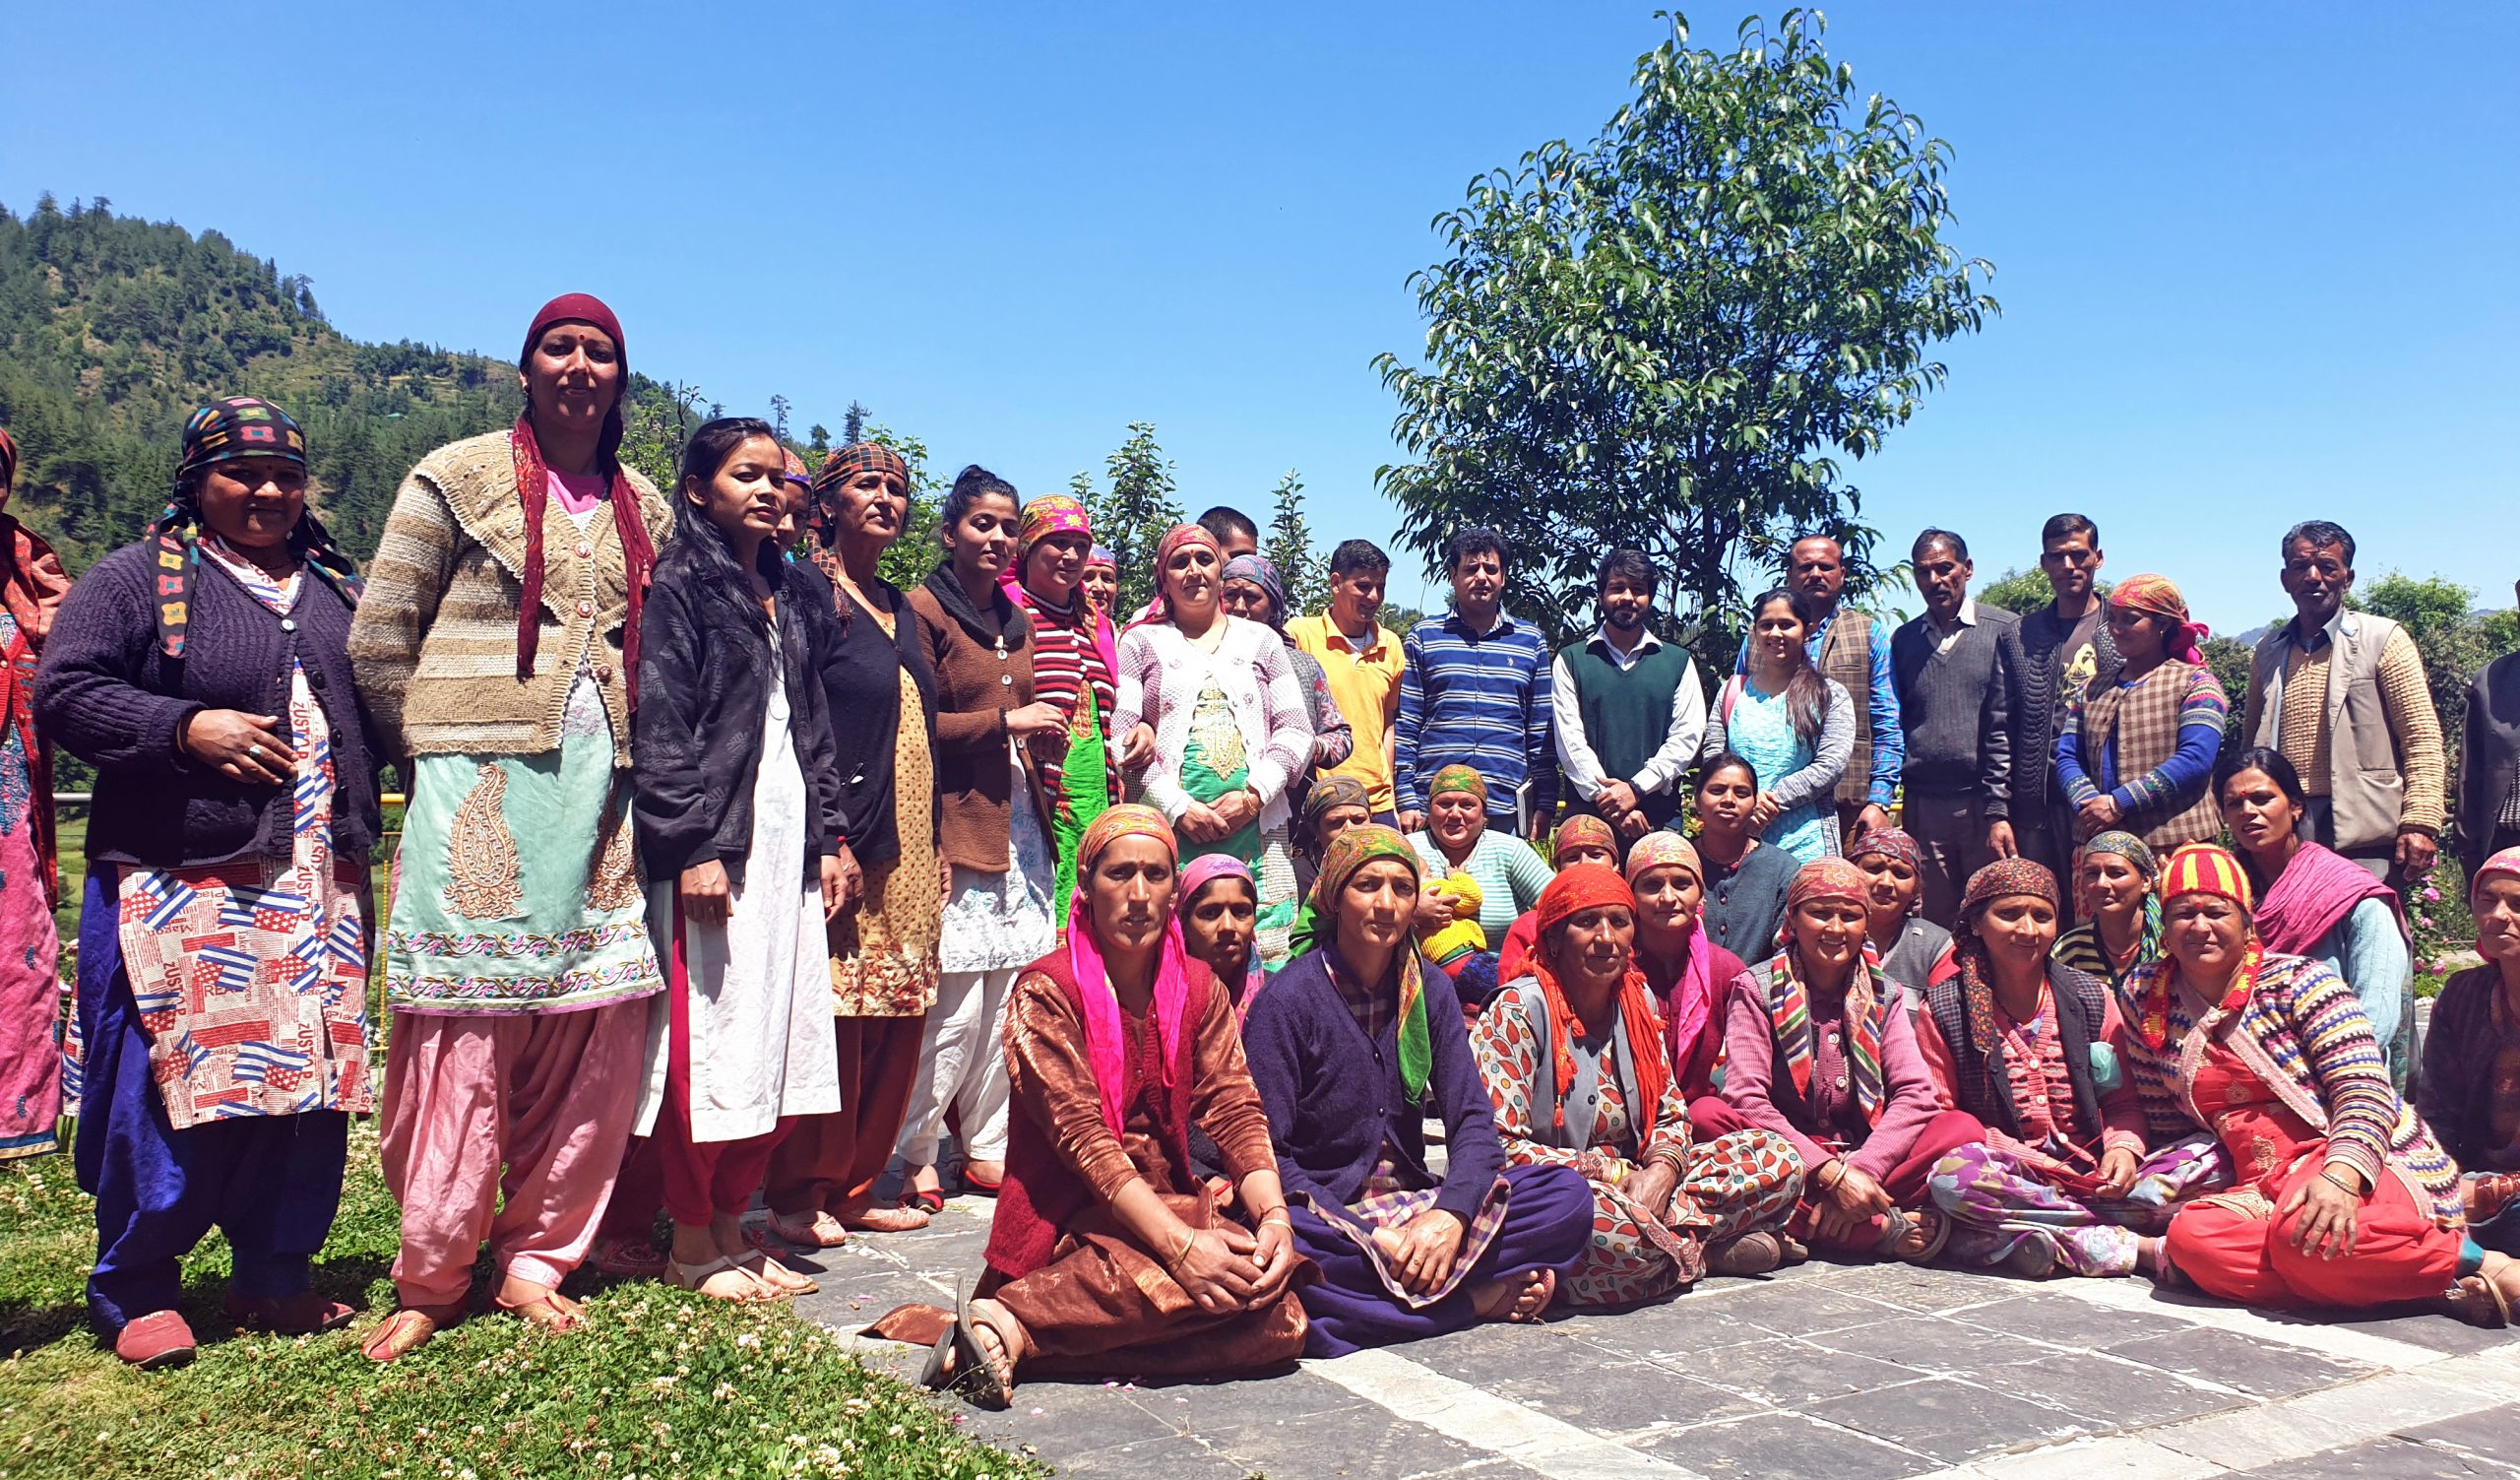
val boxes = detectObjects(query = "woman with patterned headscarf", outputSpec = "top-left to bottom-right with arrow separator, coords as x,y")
2052,831 -> 2164,990
37,398 -> 377,1369
1244,824 -> 1591,1350
1220,551 -> 1354,785
2128,846 -> 2512,1322
2054,575 -> 2228,853
1475,865 -> 1806,1304
0,426 -> 69,1169
1080,545 -> 1119,617
349,295 -> 671,1360
872,805 -> 1306,1405
1847,826 -> 1952,997
1002,493 -> 1127,915
1111,524 -> 1313,968
1710,859 -> 1984,1262
1494,813 -> 1621,982
1405,762 -> 1552,957
1619,831 -> 1746,1110
1916,860 -> 2229,1279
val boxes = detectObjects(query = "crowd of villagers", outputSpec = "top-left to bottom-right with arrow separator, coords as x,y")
0,290 -> 2513,1401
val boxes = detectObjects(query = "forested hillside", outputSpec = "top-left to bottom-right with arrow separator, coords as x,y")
0,195 -> 692,572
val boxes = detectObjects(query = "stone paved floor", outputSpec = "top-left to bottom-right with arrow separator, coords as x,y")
785,1196 -> 2520,1480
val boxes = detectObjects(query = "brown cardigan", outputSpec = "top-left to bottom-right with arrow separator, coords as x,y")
908,575 -> 1050,873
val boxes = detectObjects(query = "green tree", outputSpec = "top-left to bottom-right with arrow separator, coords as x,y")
1977,566 -> 2053,616
1262,470 -> 1325,617
1372,11 -> 1995,653
864,421 -> 942,592
1090,421 -> 1184,617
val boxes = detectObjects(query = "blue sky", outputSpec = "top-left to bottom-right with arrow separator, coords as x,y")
5,3 -> 2513,629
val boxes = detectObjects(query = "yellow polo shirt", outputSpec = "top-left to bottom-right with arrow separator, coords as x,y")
1290,611 -> 1405,812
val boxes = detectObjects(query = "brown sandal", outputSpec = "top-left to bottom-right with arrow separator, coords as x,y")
2440,1273 -> 2513,1329
767,1209 -> 851,1248
1708,1232 -> 1786,1277
361,1302 -> 468,1363
843,1204 -> 933,1234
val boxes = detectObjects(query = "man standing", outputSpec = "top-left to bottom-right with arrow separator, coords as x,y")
1290,540 -> 1406,825
2014,514 -> 2119,887
2458,576 -> 2520,879
1395,528 -> 1554,839
1737,535 -> 1901,843
1196,505 -> 1261,560
2241,520 -> 2446,885
1551,549 -> 1706,843
1888,530 -> 2023,925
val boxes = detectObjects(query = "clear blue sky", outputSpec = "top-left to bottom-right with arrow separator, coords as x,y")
6,3 -> 2513,629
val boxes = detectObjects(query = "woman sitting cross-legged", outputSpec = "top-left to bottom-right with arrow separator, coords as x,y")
874,804 -> 1308,1405
1474,865 -> 1807,1306
1707,859 -> 1986,1262
1495,813 -> 1623,983
1616,832 -> 1742,1115
1918,860 -> 2230,1279
1242,825 -> 1592,1354
2134,845 -> 2518,1324
2418,848 -> 2520,1258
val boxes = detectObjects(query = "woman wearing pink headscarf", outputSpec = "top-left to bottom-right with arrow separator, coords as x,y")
0,426 -> 68,1165
2054,574 -> 2230,854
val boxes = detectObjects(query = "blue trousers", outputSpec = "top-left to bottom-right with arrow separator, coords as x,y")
2472,1196 -> 2520,1259
72,871 -> 347,1334
1291,1162 -> 1592,1357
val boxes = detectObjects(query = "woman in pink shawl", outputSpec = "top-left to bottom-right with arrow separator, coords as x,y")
0,426 -> 69,1162
2216,747 -> 2414,1091
1621,832 -> 1744,1117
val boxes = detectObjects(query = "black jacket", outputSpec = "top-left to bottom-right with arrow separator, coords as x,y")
793,560 -> 938,871
36,540 -> 384,868
2459,653 -> 2520,878
633,532 -> 845,886
2016,602 -> 2123,814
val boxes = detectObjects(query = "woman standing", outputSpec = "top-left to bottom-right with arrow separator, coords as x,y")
1405,765 -> 1551,953
1917,861 -> 2229,1279
1112,524 -> 1313,969
2128,847 -> 2513,1321
2418,848 -> 2520,1257
762,442 -> 944,1244
633,420 -> 849,1300
1246,825 -> 1591,1351
1702,590 -> 1854,864
1220,551 -> 1354,785
1620,832 -> 1743,1110
1005,493 -> 1121,915
2051,832 -> 2163,991
1849,828 -> 1951,997
2054,575 -> 2227,852
39,399 -> 375,1368
1475,865 -> 1807,1303
0,426 -> 68,1164
1080,546 -> 1120,618
2217,747 -> 2415,1092
350,294 -> 669,1360
1712,859 -> 1985,1261
1691,753 -> 1800,962
896,466 -> 1065,1208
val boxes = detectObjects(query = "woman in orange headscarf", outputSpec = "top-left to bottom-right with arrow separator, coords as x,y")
1473,865 -> 1805,1306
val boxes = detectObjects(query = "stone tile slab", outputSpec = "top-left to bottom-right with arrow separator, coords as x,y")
2101,1324 -> 2373,1399
1638,1408 -> 1938,1480
1800,1375 -> 2093,1463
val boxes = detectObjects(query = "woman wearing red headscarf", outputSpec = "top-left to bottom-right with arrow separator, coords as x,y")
1712,858 -> 1986,1261
1473,865 -> 1805,1306
2053,575 -> 2229,853
0,426 -> 68,1165
350,294 -> 672,1360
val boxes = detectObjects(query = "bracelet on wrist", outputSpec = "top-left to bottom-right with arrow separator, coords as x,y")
1169,1226 -> 1198,1267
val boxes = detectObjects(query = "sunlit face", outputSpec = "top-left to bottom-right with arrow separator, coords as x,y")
1556,838 -> 1617,871
1330,567 -> 1385,627
2040,530 -> 2101,603
1429,789 -> 1485,849
945,491 -> 1020,581
521,322 -> 620,441
1695,764 -> 1757,837
2219,767 -> 2301,858
1087,836 -> 1176,953
2472,875 -> 2520,967
1164,542 -> 1221,618
1220,575 -> 1276,625
1912,540 -> 1972,619
1854,851 -> 1920,923
1977,894 -> 2059,977
823,467 -> 909,552
1181,877 -> 1257,978
2164,893 -> 2249,977
1791,898 -> 1868,970
1081,562 -> 1119,612
684,433 -> 789,545
1631,864 -> 1704,936
1751,598 -> 1806,668
1312,803 -> 1370,851
1336,859 -> 1419,958
2077,850 -> 2149,923
1787,537 -> 1845,605
2280,538 -> 2354,625
2105,602 -> 2165,666
194,455 -> 307,550
1545,903 -> 1635,991
1601,571 -> 1653,633
1449,548 -> 1504,613
1024,531 -> 1090,604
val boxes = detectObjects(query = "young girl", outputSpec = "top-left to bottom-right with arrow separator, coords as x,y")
635,418 -> 851,1302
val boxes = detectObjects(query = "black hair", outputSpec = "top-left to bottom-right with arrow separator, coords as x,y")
1444,526 -> 1507,573
677,417 -> 781,507
942,464 -> 1019,534
2282,520 -> 2356,567
1596,547 -> 1658,597
1196,505 -> 1260,547
1745,587 -> 1833,742
1329,538 -> 1390,578
671,417 -> 787,606
2042,513 -> 2099,547
1911,528 -> 1969,564
2214,745 -> 2309,811
1698,750 -> 1760,795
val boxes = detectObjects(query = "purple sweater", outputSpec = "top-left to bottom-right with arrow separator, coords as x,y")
1241,942 -> 1504,1224
35,540 -> 382,869
1717,964 -> 1945,1182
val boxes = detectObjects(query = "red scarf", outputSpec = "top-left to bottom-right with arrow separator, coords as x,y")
509,414 -> 654,708
1530,865 -> 1670,1143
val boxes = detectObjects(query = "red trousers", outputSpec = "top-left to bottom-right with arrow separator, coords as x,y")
2165,1159 -> 2464,1310
1692,1097 -> 1985,1251
761,1014 -> 926,1218
656,940 -> 793,1227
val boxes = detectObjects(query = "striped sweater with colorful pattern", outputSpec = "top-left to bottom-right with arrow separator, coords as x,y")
2110,951 -> 2460,1225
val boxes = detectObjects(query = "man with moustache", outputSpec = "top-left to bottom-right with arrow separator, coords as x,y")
2013,514 -> 2118,895
1291,539 -> 1406,824
1888,529 -> 2025,926
2241,519 -> 2446,887
1550,548 -> 1706,844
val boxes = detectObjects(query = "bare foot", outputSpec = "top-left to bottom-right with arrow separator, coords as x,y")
1470,1269 -> 1554,1323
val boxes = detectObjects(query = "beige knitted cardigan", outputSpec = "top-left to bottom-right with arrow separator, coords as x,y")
348,429 -> 673,761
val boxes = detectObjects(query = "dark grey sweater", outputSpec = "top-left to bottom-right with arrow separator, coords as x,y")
1889,606 -> 2020,814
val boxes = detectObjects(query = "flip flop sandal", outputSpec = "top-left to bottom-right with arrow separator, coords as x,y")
919,1279 -> 1015,1408
911,1188 -> 946,1215
2440,1273 -> 2513,1329
958,1298 -> 1022,1408
1873,1208 -> 1951,1264
668,1255 -> 780,1304
736,1245 -> 819,1296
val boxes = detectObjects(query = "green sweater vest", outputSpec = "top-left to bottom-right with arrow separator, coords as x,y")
1558,635 -> 1694,799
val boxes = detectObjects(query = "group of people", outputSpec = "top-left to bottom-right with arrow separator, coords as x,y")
0,292 -> 2514,1393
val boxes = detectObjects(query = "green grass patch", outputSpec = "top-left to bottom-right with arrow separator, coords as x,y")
0,1126 -> 1031,1480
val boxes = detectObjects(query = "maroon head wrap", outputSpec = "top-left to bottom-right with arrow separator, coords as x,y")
513,293 -> 656,707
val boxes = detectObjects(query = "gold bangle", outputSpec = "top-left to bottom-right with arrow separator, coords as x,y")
1170,1226 -> 1199,1267
2320,1168 -> 2362,1196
